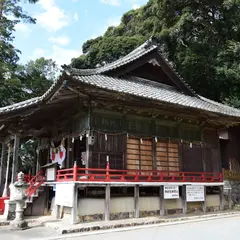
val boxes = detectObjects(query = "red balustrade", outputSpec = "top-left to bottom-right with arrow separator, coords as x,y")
57,167 -> 222,183
16,174 -> 33,182
26,170 -> 45,198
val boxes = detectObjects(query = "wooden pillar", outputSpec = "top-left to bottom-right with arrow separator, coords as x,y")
228,188 -> 232,210
85,130 -> 90,170
2,144 -> 11,197
134,185 -> 140,218
35,148 -> 40,174
0,143 -> 6,188
159,186 -> 165,216
202,186 -> 207,213
105,184 -> 110,221
219,186 -> 224,211
11,135 -> 20,183
182,185 -> 187,214
85,101 -> 91,170
71,184 -> 78,224
67,137 -> 73,168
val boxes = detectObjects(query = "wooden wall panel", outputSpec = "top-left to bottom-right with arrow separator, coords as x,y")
140,139 -> 153,174
126,138 -> 153,174
126,138 -> 140,174
182,143 -> 203,172
91,132 -> 125,169
156,141 -> 179,175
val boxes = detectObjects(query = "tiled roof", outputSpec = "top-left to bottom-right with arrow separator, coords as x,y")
0,78 -> 60,114
74,74 -> 240,118
1,74 -> 240,118
63,39 -> 158,76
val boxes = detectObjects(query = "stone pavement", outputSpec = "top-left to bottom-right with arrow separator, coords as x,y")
0,210 -> 240,239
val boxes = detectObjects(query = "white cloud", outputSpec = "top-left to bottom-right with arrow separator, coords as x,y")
100,0 -> 121,6
35,0 -> 70,32
74,12 -> 79,21
15,23 -> 31,37
49,45 -> 81,66
132,3 -> 140,9
48,36 -> 71,46
30,46 -> 81,66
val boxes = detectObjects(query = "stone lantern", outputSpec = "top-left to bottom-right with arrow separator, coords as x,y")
9,172 -> 29,230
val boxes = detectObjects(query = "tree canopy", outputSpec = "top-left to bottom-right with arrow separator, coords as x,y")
71,0 -> 240,106
0,1 -> 60,107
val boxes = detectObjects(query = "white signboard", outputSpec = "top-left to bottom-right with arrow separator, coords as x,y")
46,167 -> 56,181
55,183 -> 75,207
164,185 -> 179,199
186,185 -> 205,202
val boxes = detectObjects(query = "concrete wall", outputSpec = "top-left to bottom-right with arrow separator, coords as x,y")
51,194 -> 221,217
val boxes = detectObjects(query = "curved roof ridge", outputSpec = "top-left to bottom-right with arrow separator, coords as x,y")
62,38 -> 158,76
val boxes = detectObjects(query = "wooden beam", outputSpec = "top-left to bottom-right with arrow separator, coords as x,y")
105,184 -> 110,221
71,184 -> 78,224
2,144 -> 11,197
202,186 -> 207,213
0,143 -> 6,188
159,186 -> 165,216
85,102 -> 91,169
219,186 -> 224,211
11,135 -> 20,183
134,185 -> 140,218
182,185 -> 187,214
67,137 -> 74,168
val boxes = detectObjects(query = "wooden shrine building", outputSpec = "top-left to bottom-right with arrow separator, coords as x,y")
0,39 -> 240,222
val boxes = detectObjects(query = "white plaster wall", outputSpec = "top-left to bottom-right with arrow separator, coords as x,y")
111,197 -> 134,213
206,194 -> 220,207
164,199 -> 182,209
139,197 -> 159,211
50,194 -> 221,217
78,198 -> 105,215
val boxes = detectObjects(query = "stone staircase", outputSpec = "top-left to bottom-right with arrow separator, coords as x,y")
24,186 -> 45,210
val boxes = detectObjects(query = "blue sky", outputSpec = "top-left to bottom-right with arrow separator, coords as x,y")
14,0 -> 148,66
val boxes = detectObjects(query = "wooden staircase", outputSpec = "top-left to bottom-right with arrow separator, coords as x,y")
24,171 -> 46,211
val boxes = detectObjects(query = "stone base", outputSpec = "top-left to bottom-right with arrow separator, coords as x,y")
10,219 -> 28,230
3,200 -> 16,221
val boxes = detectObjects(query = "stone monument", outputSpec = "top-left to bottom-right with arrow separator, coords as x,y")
9,172 -> 29,230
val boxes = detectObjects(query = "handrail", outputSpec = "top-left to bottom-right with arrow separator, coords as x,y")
26,170 -> 45,198
56,167 -> 222,183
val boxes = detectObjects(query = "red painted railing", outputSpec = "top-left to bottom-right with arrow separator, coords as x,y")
57,166 -> 222,183
26,170 -> 45,198
16,174 -> 33,182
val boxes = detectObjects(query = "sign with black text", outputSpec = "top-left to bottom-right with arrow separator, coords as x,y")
164,185 -> 179,199
186,185 -> 205,202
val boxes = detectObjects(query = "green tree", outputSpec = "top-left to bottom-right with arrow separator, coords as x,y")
71,0 -> 240,106
0,58 -> 59,106
0,0 -> 39,107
